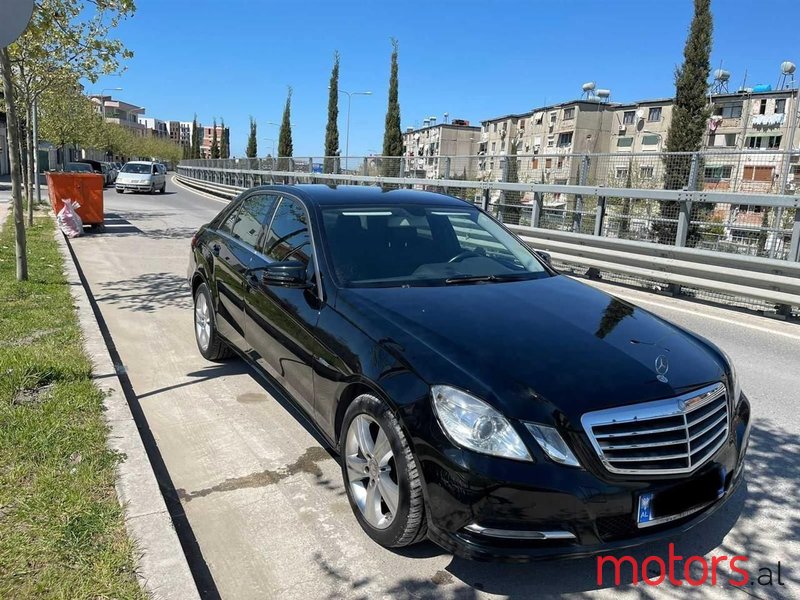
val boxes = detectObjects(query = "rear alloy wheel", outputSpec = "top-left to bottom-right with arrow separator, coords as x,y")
341,394 -> 427,548
193,283 -> 232,361
116,188 -> 123,194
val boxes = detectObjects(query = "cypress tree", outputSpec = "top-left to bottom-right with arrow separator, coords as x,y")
191,114 -> 201,159
278,87 -> 293,170
657,0 -> 713,244
381,38 -> 402,178
220,117 -> 229,158
246,116 -> 257,158
210,119 -> 220,159
324,51 -> 340,174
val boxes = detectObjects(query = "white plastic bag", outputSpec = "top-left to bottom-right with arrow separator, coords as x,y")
57,199 -> 83,238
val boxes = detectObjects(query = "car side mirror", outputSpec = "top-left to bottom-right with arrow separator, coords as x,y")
262,260 -> 310,288
536,250 -> 552,266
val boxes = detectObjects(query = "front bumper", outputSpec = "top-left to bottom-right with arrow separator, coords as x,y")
414,392 -> 751,562
116,181 -> 153,192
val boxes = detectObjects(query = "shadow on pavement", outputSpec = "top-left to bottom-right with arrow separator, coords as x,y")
96,271 -> 191,312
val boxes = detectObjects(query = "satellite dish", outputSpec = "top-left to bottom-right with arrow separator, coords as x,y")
0,0 -> 34,48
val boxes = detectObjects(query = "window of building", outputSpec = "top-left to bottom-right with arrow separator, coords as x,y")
563,107 -> 575,120
724,133 -> 737,146
492,123 -> 497,132
491,141 -> 496,152
545,158 -> 553,168
647,107 -> 662,122
758,99 -> 767,115
775,99 -> 786,114
713,103 -> 743,118
557,158 -> 564,168
534,113 -> 543,125
616,136 -> 634,148
704,166 -> 733,180
519,119 -> 526,130
616,167 -> 629,179
622,111 -> 636,125
640,166 -> 655,179
746,135 -> 782,149
557,132 -> 573,147
532,158 -> 539,169
743,165 -> 774,182
501,140 -> 506,151
546,135 -> 555,147
642,134 -> 660,146
549,112 -> 557,123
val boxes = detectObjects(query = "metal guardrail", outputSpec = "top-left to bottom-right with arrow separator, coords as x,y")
175,164 -> 800,311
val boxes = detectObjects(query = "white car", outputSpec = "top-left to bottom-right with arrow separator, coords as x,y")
115,161 -> 167,194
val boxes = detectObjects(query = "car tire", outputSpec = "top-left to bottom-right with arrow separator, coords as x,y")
161,183 -> 167,193
340,394 -> 427,548
116,188 -> 123,194
193,283 -> 233,361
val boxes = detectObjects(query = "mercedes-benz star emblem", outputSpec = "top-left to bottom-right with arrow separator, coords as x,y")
655,354 -> 669,383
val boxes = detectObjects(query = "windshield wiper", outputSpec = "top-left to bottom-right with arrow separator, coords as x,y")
444,273 -> 533,285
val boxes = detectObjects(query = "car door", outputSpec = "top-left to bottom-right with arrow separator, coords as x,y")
244,195 -> 323,414
210,193 -> 277,351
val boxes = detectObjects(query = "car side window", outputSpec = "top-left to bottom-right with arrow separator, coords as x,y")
229,194 -> 279,248
262,197 -> 312,266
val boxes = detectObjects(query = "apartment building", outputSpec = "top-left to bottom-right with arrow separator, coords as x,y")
138,117 -> 169,138
479,99 -> 618,205
200,124 -> 226,158
89,95 -> 146,135
166,121 -> 194,148
402,119 -> 480,179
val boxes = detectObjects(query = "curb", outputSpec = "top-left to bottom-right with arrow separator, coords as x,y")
52,217 -> 201,600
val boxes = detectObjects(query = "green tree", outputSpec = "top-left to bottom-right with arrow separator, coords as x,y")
210,118 -> 220,159
220,118 -> 230,158
246,116 -> 257,158
278,87 -> 293,169
9,0 -> 135,217
191,115 -> 201,159
656,0 -> 713,244
380,38 -> 402,178
324,51 -> 340,174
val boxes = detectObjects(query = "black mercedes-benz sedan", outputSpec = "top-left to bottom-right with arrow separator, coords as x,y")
187,184 -> 750,561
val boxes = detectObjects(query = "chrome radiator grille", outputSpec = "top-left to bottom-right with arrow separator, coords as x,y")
581,383 -> 729,475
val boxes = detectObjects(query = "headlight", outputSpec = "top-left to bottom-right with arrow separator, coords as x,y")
525,424 -> 581,467
431,385 -> 531,461
720,349 -> 741,402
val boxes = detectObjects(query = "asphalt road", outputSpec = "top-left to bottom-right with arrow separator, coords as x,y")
67,177 -> 800,599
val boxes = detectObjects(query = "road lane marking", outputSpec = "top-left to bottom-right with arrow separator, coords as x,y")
171,175 -> 231,204
606,291 -> 800,342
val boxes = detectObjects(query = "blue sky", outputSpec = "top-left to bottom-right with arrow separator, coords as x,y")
92,0 -> 800,157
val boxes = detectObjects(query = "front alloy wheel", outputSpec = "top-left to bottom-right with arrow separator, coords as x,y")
340,394 -> 427,548
345,414 -> 399,530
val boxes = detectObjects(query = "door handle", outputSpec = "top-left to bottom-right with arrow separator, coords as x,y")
211,244 -> 220,257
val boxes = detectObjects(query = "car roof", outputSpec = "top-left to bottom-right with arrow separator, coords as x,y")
246,184 -> 472,208
126,161 -> 155,165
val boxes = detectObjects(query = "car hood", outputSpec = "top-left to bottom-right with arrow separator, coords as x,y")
117,172 -> 151,181
336,275 -> 726,426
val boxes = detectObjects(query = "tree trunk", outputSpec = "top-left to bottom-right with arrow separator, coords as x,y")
0,48 -> 28,281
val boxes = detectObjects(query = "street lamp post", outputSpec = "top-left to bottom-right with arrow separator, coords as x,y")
263,137 -> 276,156
334,88 -> 372,169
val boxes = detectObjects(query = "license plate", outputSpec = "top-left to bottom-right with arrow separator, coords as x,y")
637,467 -> 726,528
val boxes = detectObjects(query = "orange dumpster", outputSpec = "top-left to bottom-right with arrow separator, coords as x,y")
46,172 -> 105,226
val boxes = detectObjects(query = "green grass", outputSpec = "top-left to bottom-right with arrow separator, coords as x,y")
0,213 -> 145,599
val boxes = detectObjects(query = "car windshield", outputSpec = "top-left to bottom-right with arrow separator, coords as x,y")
66,163 -> 92,172
121,163 -> 152,174
321,204 -> 550,287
